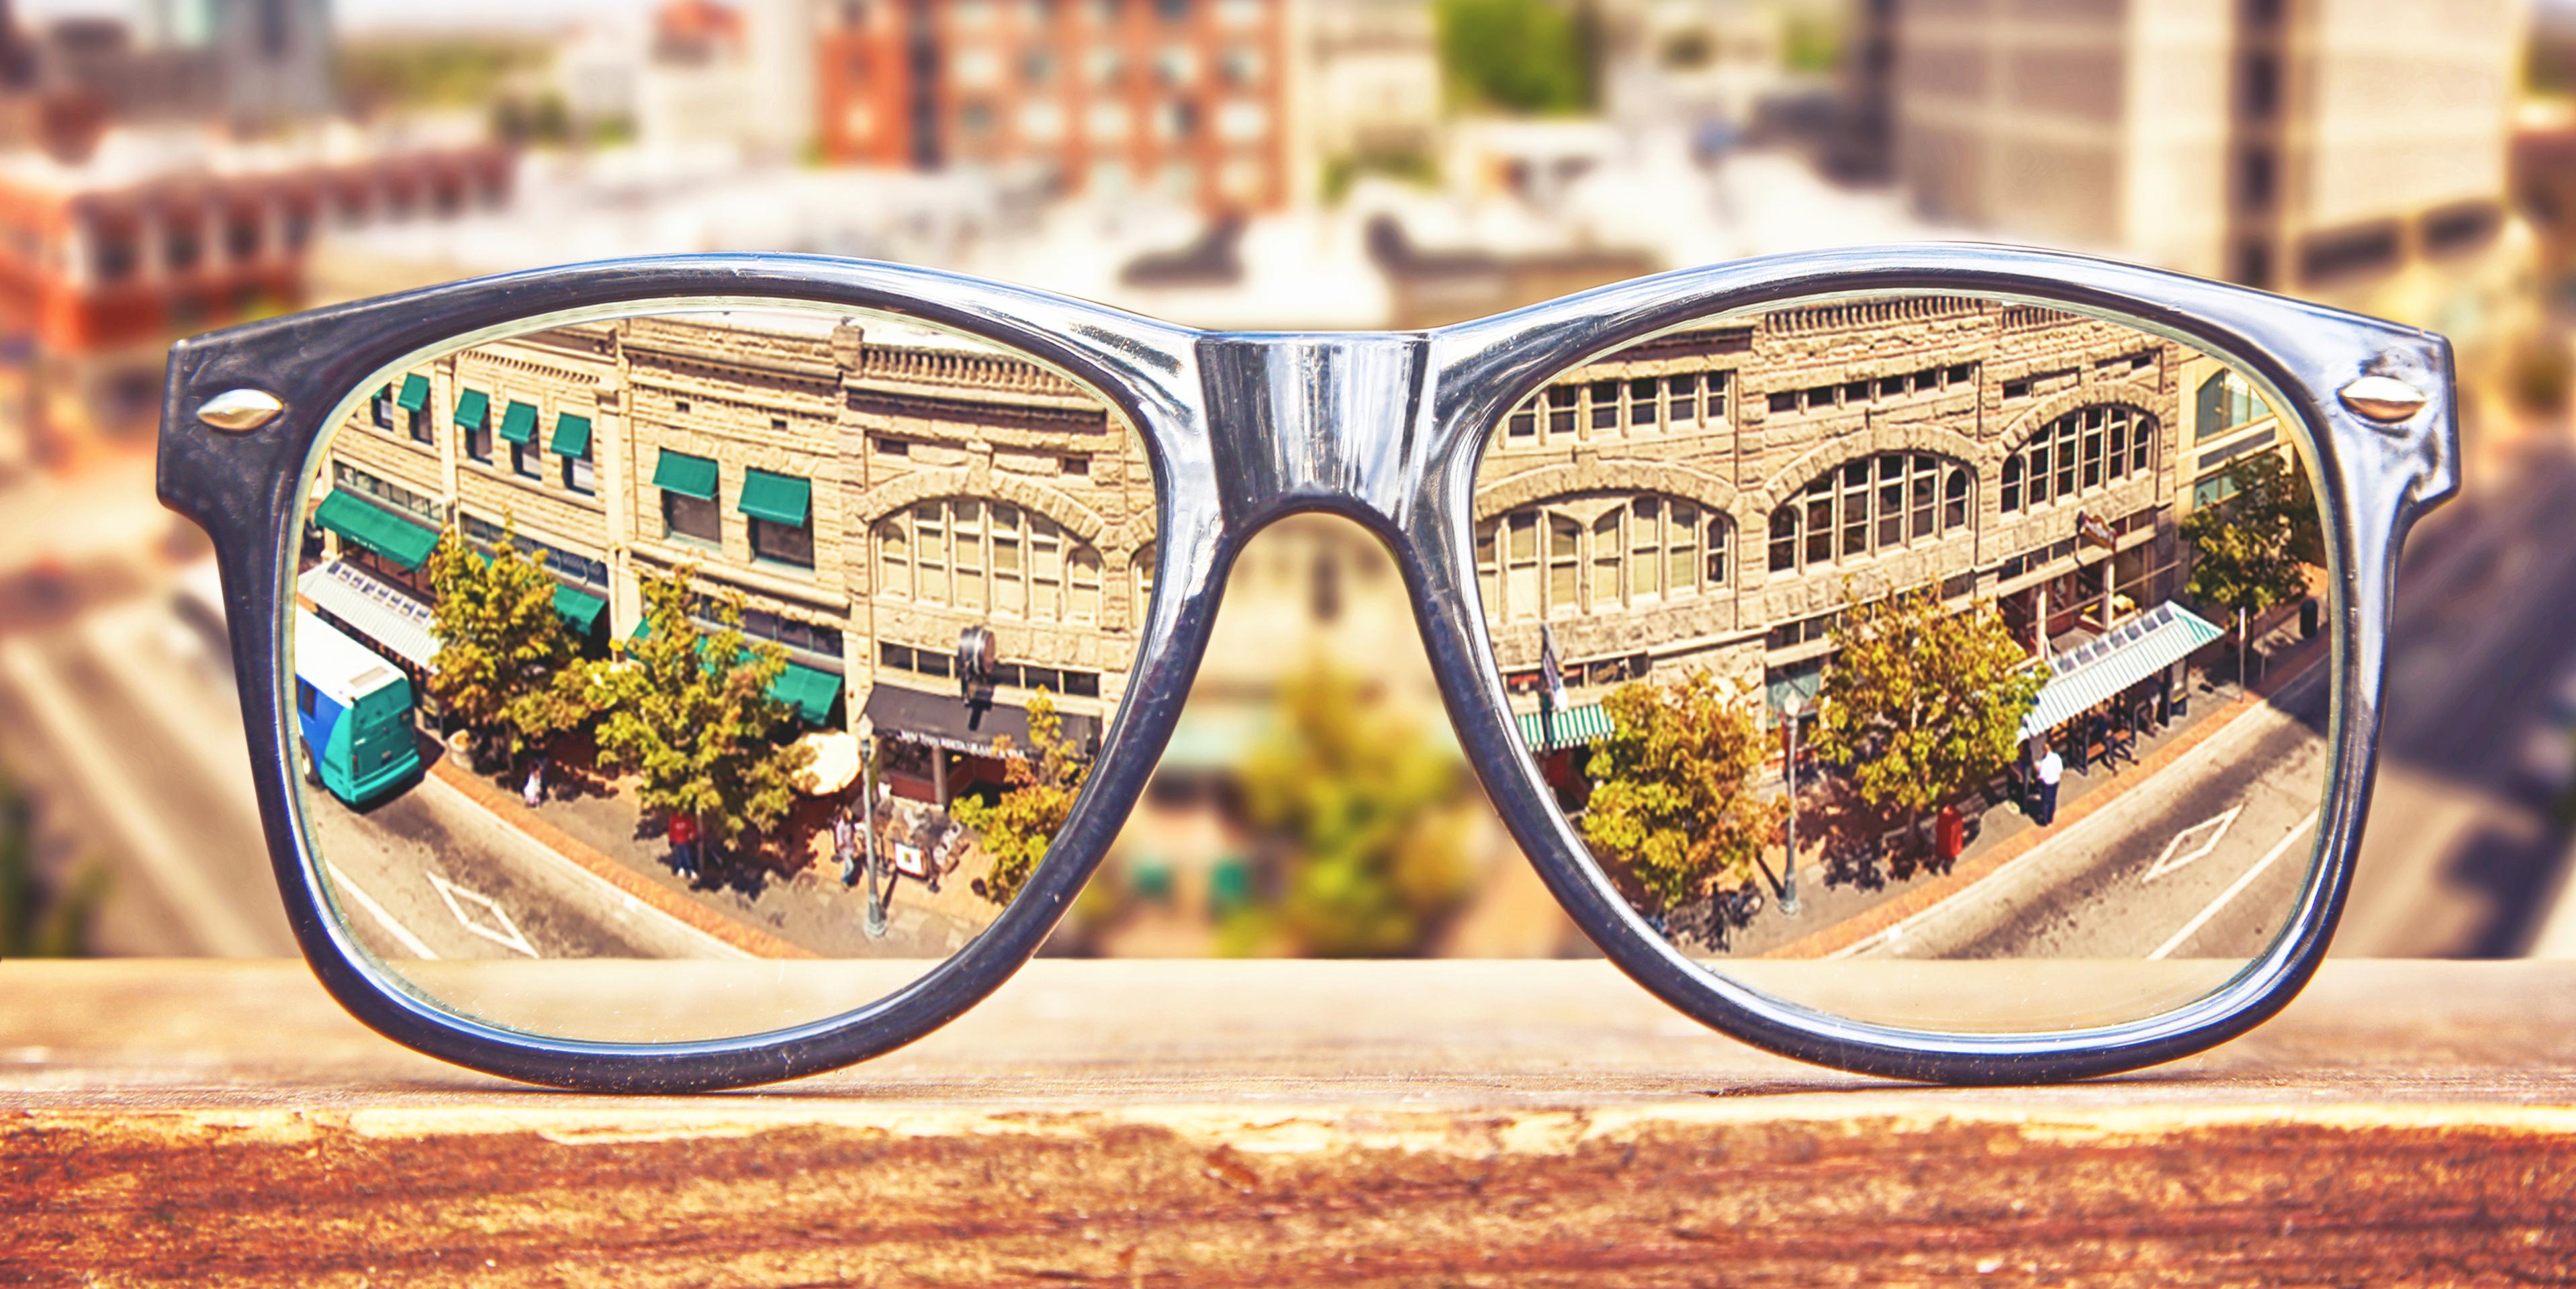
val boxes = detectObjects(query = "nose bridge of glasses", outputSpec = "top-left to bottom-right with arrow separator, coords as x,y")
1197,332 -> 1430,534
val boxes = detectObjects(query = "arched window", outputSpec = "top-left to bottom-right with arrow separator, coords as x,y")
1999,405 -> 2155,516
1765,452 -> 1969,575
2195,371 -> 2264,441
1473,493 -> 1731,623
876,498 -> 1103,624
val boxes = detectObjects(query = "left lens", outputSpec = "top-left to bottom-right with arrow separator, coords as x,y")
1473,293 -> 2334,1036
289,303 -> 1156,1043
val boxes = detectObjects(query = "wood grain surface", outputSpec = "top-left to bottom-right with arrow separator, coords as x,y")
5,959 -> 2575,1286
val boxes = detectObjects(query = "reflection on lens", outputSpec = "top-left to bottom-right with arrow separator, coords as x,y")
291,305 -> 1153,1043
1476,295 -> 2330,1035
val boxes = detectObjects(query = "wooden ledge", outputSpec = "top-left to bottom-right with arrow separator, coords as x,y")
6,960 -> 2575,1285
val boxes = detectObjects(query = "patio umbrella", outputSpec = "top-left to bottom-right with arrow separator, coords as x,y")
794,730 -> 863,796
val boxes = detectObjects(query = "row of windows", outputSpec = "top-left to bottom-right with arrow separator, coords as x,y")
2000,352 -> 2153,401
1766,452 -> 1972,575
874,497 -> 1111,623
1765,363 -> 1977,416
459,516 -> 611,591
366,381 -> 602,498
1474,494 -> 1732,624
1506,372 -> 1731,441
1999,406 -> 2154,514
662,493 -> 814,568
330,462 -> 441,527
876,640 -> 1104,698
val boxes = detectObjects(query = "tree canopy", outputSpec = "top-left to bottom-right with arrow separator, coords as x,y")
1239,662 -> 1475,957
1434,0 -> 1598,114
1576,669 -> 1781,918
592,567 -> 811,857
952,689 -> 1091,908
2183,450 -> 2317,624
424,521 -> 595,761
1812,585 -> 2042,830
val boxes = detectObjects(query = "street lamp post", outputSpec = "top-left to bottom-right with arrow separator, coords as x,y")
862,734 -> 886,940
1780,694 -> 1803,918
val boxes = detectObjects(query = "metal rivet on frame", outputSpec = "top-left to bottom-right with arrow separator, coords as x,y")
2337,375 -> 2428,424
198,388 -> 285,432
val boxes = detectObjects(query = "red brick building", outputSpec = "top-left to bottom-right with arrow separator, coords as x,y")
817,0 -> 1291,215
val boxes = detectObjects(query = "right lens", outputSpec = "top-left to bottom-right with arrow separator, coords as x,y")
285,303 -> 1155,1043
1475,293 -> 2332,1035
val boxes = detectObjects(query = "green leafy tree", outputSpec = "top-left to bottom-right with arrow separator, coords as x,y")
2184,450 -> 2316,632
1575,670 -> 1782,918
1434,0 -> 1598,113
0,765 -> 105,958
1239,662 -> 1475,957
952,689 -> 1090,907
424,522 -> 596,764
593,567 -> 811,859
1812,585 -> 2043,845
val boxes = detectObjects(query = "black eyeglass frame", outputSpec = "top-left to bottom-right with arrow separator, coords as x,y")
156,246 -> 2458,1092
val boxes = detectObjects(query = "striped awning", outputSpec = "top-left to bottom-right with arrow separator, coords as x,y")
299,560 -> 440,673
1515,702 -> 1615,752
2018,601 -> 2223,740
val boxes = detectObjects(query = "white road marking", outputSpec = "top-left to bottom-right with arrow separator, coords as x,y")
322,859 -> 439,959
2148,810 -> 2321,961
0,638 -> 271,956
1828,667 -> 2331,961
2144,804 -> 2242,883
425,869 -> 539,958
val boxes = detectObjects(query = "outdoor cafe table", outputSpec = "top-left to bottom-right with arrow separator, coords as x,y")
4,958 -> 2573,1284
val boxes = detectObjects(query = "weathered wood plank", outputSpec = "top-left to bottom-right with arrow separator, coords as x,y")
5,959 -> 2575,1286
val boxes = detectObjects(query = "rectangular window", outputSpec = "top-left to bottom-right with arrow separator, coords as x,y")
1031,518 -> 1064,618
1839,463 -> 1870,558
1804,485 -> 1833,566
1667,503 -> 1697,594
915,504 -> 948,604
2055,424 -> 2078,497
1665,372 -> 1700,424
1768,391 -> 1798,414
993,504 -> 1025,616
1589,380 -> 1619,431
1911,463 -> 1937,540
663,491 -> 720,543
1769,512 -> 1797,574
1946,365 -> 1974,385
1628,378 -> 1659,429
1509,400 -> 1536,438
1805,385 -> 1835,411
954,499 -> 985,610
1547,385 -> 1578,435
1877,457 -> 1905,549
1592,512 -> 1622,606
1845,381 -> 1870,405
1547,518 -> 1579,614
371,389 -> 394,431
511,441 -> 541,479
878,520 -> 911,598
1475,522 -> 1500,613
876,436 -> 910,457
1702,519 -> 1727,587
2027,445 -> 2051,506
1706,371 -> 1728,420
750,518 -> 815,567
1506,513 -> 1538,619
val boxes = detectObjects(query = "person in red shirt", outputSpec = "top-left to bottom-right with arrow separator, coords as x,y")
667,812 -> 700,880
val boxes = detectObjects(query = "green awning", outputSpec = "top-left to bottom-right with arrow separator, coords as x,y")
550,413 -> 592,457
497,400 -> 539,446
737,469 -> 811,526
552,585 -> 607,634
453,388 -> 490,430
770,662 -> 844,724
652,450 -> 718,499
394,373 -> 429,412
1514,702 -> 1615,753
313,489 -> 440,571
625,619 -> 842,724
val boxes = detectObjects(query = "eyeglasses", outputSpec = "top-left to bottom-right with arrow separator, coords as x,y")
156,246 -> 2455,1092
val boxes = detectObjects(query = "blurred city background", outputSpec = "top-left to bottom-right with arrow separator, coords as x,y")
0,0 -> 2570,963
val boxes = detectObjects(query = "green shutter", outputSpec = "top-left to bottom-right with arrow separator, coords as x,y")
550,413 -> 593,458
551,585 -> 607,634
394,373 -> 430,412
651,450 -> 719,499
497,400 -> 539,446
312,490 -> 441,572
737,469 -> 811,526
453,388 -> 490,430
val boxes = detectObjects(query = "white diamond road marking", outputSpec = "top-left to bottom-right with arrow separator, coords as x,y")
426,869 -> 540,958
2149,811 -> 2321,961
2144,804 -> 2242,884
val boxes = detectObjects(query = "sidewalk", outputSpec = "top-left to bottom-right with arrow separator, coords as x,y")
1734,612 -> 2331,961
432,750 -> 997,960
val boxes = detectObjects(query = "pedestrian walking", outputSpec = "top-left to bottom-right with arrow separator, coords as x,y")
668,812 -> 700,879
833,807 -> 858,888
2033,741 -> 2064,827
521,756 -> 545,808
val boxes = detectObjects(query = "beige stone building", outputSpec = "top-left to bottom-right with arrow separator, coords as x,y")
308,308 -> 1155,807
1475,297 -> 2231,749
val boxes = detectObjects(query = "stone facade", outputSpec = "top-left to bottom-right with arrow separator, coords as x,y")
317,308 -> 1156,790
1473,297 -> 2208,718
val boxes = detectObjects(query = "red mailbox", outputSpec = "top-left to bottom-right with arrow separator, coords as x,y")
1935,805 -> 1966,863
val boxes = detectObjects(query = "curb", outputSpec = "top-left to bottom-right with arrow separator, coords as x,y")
1760,630 -> 2332,961
428,758 -> 819,961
